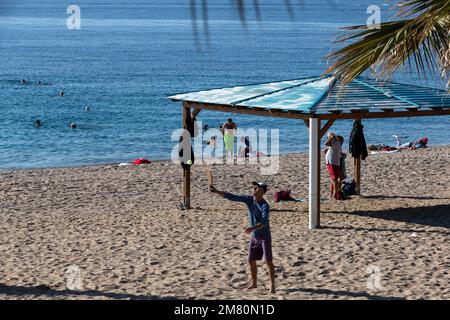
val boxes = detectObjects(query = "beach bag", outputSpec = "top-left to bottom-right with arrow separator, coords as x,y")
274,190 -> 293,203
342,179 -> 356,196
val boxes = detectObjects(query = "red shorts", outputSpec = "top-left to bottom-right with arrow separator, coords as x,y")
327,164 -> 341,180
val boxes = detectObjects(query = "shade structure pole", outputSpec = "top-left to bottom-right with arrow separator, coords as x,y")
309,117 -> 320,229
353,116 -> 362,196
354,156 -> 361,195
182,106 -> 191,209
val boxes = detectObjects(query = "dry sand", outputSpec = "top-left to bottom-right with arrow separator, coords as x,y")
0,146 -> 449,300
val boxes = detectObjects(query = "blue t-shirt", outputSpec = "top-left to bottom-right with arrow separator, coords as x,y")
224,193 -> 271,239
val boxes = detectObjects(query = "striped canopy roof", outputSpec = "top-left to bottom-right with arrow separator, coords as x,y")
168,76 -> 450,115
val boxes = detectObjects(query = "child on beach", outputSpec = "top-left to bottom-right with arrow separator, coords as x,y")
238,136 -> 252,159
206,136 -> 217,158
210,181 -> 275,294
325,132 -> 343,200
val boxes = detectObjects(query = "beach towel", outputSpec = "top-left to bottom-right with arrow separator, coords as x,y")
370,150 -> 400,155
132,158 -> 151,165
224,129 -> 235,152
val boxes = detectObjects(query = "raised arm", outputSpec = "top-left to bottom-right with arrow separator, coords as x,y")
210,186 -> 251,203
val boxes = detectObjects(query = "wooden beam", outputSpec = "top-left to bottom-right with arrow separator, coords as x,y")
354,156 -> 361,195
191,108 -> 202,119
318,108 -> 450,120
303,119 -> 309,128
319,120 -> 335,139
183,102 -> 310,120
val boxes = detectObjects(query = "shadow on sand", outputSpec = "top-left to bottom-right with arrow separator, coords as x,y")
0,284 -> 177,300
325,204 -> 450,230
282,287 -> 404,300
362,195 -> 450,201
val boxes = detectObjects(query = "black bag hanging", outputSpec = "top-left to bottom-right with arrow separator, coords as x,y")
178,136 -> 194,169
183,112 -> 198,138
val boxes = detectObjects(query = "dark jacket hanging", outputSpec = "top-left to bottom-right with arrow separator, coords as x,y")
349,120 -> 368,160
178,136 -> 195,169
183,111 -> 198,138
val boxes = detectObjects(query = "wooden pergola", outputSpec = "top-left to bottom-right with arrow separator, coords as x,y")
168,76 -> 450,229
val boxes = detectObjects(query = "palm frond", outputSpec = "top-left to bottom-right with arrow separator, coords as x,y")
326,0 -> 450,90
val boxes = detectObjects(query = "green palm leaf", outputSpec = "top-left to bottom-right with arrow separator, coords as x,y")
326,0 -> 450,90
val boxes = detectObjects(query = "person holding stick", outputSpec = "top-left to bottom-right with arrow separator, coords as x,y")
210,181 -> 275,294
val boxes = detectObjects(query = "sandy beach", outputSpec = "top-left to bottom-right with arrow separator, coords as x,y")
0,146 -> 449,300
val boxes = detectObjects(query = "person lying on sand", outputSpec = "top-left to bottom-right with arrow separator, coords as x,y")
396,136 -> 428,150
210,181 -> 276,294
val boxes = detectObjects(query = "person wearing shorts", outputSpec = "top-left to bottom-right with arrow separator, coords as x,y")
210,181 -> 275,294
325,132 -> 343,199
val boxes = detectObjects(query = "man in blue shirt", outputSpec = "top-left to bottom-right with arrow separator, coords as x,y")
210,181 -> 275,294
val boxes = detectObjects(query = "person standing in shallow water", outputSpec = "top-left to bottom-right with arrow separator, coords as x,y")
210,181 -> 276,294
221,118 -> 237,161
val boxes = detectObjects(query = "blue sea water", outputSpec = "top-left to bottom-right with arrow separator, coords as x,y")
0,0 -> 448,169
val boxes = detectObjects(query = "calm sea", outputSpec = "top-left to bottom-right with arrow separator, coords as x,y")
0,0 -> 448,169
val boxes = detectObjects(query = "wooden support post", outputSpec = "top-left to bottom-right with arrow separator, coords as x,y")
182,106 -> 191,209
353,116 -> 362,196
309,117 -> 320,229
192,107 -> 202,119
319,120 -> 335,139
354,156 -> 361,195
183,167 -> 191,208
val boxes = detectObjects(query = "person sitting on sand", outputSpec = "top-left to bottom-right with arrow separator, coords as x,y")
325,132 -> 343,200
210,181 -> 276,294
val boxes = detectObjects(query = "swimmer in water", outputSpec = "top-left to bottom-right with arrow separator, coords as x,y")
70,123 -> 76,129
85,106 -> 90,112
59,91 -> 64,97
21,79 -> 27,84
35,120 -> 41,128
